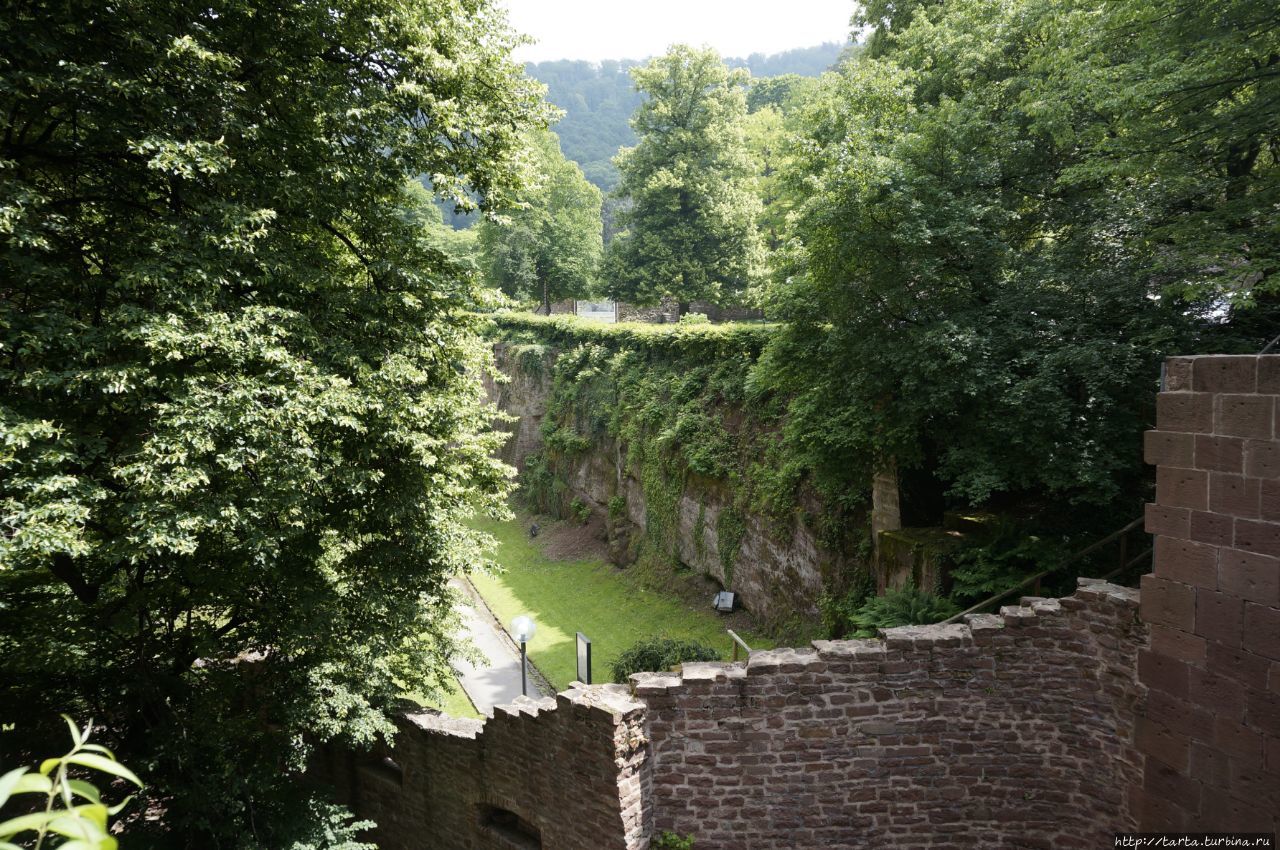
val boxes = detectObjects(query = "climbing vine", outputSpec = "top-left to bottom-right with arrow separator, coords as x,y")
487,314 -> 870,580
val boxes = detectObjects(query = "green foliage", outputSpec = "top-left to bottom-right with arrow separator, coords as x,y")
609,637 -> 721,683
607,495 -> 627,521
282,801 -> 375,850
605,46 -> 765,307
758,0 -> 1276,517
948,529 -> 1067,604
677,312 -> 710,325
0,0 -> 548,842
478,130 -> 603,312
528,45 -> 846,192
716,508 -> 747,587
845,585 -> 959,638
0,717 -> 142,850
487,314 -> 868,596
653,832 -> 697,850
819,574 -> 875,640
569,498 -> 592,524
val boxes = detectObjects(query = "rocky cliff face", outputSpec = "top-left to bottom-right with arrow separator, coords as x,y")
484,343 -> 838,625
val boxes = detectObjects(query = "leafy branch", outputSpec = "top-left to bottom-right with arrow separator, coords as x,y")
0,717 -> 143,850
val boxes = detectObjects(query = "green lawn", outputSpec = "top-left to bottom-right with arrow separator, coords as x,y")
468,514 -> 770,691
403,675 -> 482,719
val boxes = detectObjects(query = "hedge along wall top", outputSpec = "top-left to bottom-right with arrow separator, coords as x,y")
480,311 -> 871,629
482,312 -> 778,362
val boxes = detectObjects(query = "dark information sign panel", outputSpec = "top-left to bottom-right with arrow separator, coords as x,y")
576,632 -> 592,684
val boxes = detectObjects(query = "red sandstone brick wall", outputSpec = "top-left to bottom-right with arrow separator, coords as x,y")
319,686 -> 650,850
636,582 -> 1146,849
1138,355 -> 1280,832
321,582 -> 1145,850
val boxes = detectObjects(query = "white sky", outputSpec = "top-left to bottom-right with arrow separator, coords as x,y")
500,0 -> 858,64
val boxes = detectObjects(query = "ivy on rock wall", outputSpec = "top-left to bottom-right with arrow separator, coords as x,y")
486,314 -> 870,594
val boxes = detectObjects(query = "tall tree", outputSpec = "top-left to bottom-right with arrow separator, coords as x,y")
478,130 -> 603,313
759,0 -> 1268,518
604,46 -> 765,309
0,0 -> 549,843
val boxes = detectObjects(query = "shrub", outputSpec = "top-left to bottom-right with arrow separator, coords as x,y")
847,585 -> 959,638
607,495 -> 627,520
677,312 -> 710,325
610,638 -> 720,683
819,572 -> 874,639
654,832 -> 696,849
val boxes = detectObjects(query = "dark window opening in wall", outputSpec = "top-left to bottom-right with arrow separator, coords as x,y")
477,804 -> 542,849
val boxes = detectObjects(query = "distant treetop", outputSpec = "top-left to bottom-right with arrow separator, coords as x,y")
528,42 -> 852,191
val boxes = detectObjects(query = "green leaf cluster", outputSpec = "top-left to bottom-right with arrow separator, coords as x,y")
478,130 -> 603,312
608,637 -> 720,684
605,46 -> 766,307
759,0 -> 1277,515
1,0 -> 550,842
0,718 -> 141,850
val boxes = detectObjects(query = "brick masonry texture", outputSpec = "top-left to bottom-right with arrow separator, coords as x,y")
321,581 -> 1146,849
634,583 -> 1146,850
318,685 -> 650,850
1137,355 -> 1280,834
319,354 -> 1280,847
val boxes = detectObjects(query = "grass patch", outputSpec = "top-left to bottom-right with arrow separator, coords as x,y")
403,677 -> 483,719
468,514 -> 770,691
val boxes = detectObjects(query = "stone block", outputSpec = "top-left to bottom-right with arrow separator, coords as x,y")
1157,467 -> 1209,511
1139,649 -> 1191,699
1243,603 -> 1280,660
1141,574 -> 1197,631
1193,356 -> 1258,394
1234,519 -> 1280,559
1145,430 -> 1194,467
1146,504 -> 1191,539
1195,434 -> 1245,473
1216,394 -> 1273,439
1257,357 -> 1280,394
1244,440 -> 1280,479
1154,537 -> 1218,588
1209,474 -> 1261,519
1196,590 -> 1244,647
1218,549 -> 1280,606
1190,510 -> 1234,547
1164,357 -> 1196,392
1157,392 -> 1214,433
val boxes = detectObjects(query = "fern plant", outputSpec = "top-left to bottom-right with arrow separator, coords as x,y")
848,585 -> 959,638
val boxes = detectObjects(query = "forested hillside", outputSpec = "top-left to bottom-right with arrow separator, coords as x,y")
530,41 -> 848,190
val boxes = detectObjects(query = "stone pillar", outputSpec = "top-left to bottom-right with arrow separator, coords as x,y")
871,463 -> 902,556
1137,355 -> 1280,833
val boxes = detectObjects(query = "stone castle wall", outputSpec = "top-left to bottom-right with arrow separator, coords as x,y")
332,353 -> 1279,848
635,581 -> 1146,849
327,582 -> 1147,849
1136,355 -> 1280,832
482,341 -> 839,624
319,686 -> 650,850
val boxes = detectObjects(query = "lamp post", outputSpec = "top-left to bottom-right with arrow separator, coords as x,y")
510,615 -> 536,697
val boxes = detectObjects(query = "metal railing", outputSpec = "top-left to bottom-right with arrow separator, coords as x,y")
727,629 -> 753,662
940,515 -> 1150,626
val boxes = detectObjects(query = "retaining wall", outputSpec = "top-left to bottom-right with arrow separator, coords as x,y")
635,581 -> 1145,849
326,354 -> 1280,847
327,581 -> 1146,849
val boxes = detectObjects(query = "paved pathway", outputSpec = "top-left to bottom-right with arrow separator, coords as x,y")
450,580 -> 547,716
